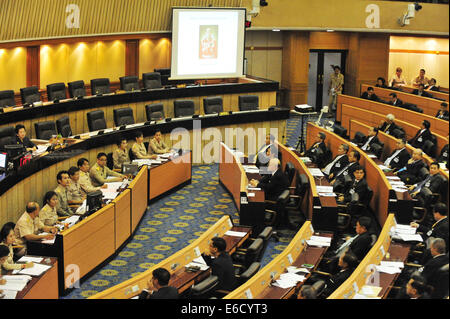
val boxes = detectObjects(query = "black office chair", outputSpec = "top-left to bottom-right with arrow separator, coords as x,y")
352,131 -> 366,145
189,275 -> 219,299
392,128 -> 405,139
0,126 -> 15,150
68,80 -> 86,98
20,86 -> 41,105
90,78 -> 111,95
113,108 -> 135,126
370,143 -> 384,159
284,162 -> 296,186
0,90 -> 16,108
337,186 -> 374,231
333,124 -> 347,139
232,237 -> 264,275
154,68 -> 170,86
106,152 -> 114,170
142,72 -> 162,89
34,121 -> 57,140
286,172 -> 309,229
203,96 -> 223,114
174,100 -> 195,118
46,83 -> 67,101
119,76 -> 140,92
423,139 -> 436,158
256,226 -> 273,261
238,95 -> 259,111
235,262 -> 261,287
56,116 -> 72,137
87,110 -> 107,132
264,189 -> 290,240
145,103 -> 165,121
128,148 -> 136,161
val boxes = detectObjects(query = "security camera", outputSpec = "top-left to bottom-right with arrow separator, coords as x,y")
260,0 -> 268,6
414,2 -> 422,11
398,2 -> 422,27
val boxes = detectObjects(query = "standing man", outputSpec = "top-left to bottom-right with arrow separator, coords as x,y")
328,66 -> 344,112
90,153 -> 126,187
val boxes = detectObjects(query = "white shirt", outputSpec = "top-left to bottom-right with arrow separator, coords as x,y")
384,148 -> 405,167
323,154 -> 345,175
361,136 -> 375,151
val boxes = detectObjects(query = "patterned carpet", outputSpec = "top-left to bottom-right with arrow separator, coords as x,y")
64,115 -> 309,299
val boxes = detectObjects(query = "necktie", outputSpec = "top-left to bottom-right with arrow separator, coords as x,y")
336,235 -> 358,256
413,175 -> 431,193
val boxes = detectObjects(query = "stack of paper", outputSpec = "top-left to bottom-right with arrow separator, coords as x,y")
286,266 -> 310,275
273,273 -> 306,289
375,261 -> 404,274
75,200 -> 87,215
17,263 -> 51,276
32,145 -> 49,156
224,230 -> 247,237
185,256 -> 209,271
306,236 -> 332,247
243,165 -> 260,174
17,256 -> 43,263
392,224 -> 423,242
38,233 -> 56,245
317,186 -> 336,197
0,290 -> 18,299
308,168 -> 324,177
132,159 -> 161,166
63,215 -> 81,228
386,176 -> 401,181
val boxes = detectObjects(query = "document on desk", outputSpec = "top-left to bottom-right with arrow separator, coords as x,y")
353,293 -> 381,299
64,215 -> 81,227
0,281 -> 27,291
38,233 -> 56,245
360,285 -> 383,298
375,265 -> 402,274
18,263 -> 51,276
0,289 -> 18,299
380,261 -> 404,269
308,168 -> 324,177
224,230 -> 247,237
367,154 -> 377,159
316,186 -> 334,193
243,165 -> 260,174
318,192 -> 337,197
306,238 -> 331,247
386,176 -> 401,181
309,235 -> 332,243
17,256 -> 43,263
75,200 -> 87,215
185,256 -> 209,271
32,145 -> 49,156
398,233 -> 423,242
394,224 -> 416,235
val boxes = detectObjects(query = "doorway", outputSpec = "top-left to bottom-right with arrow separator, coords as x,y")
307,50 -> 347,111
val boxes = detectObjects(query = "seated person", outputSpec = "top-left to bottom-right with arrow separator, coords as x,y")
337,165 -> 370,206
330,150 -> 360,188
112,137 -> 130,170
39,191 -> 59,226
255,134 -> 276,167
412,83 -> 432,98
138,268 -> 179,299
301,132 -> 327,165
13,202 -> 58,249
90,153 -> 126,187
409,120 -> 432,150
396,148 -> 427,185
388,92 -> 403,107
378,114 -> 400,136
426,78 -> 439,92
436,102 -> 449,121
322,251 -> 359,297
77,158 -> 107,196
148,130 -> 171,155
256,144 -> 277,170
375,77 -> 388,88
298,285 -> 317,299
54,170 -> 73,217
405,275 -> 432,299
437,135 -> 449,167
67,166 -> 86,211
413,69 -> 430,88
411,203 -> 448,251
322,143 -> 349,179
0,245 -> 10,276
201,237 -> 236,292
249,158 -> 290,201
383,138 -> 410,172
389,67 -> 406,88
14,124 -> 36,152
408,162 -> 446,208
360,86 -> 378,101
418,238 -> 449,299
1,223 -> 33,271
131,131 -> 157,159
359,127 -> 381,152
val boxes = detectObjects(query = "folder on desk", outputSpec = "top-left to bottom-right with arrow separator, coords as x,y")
17,263 -> 51,276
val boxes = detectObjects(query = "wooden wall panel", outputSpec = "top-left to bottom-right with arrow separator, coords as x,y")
26,46 -> 40,87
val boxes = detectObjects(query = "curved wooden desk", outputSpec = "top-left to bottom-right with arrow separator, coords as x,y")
307,123 -> 395,226
340,103 -> 447,156
89,215 -> 251,299
224,221 -> 328,299
393,85 -> 449,102
328,214 -> 411,299
337,94 -> 449,138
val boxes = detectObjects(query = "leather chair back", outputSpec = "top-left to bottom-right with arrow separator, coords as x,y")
20,86 -> 41,105
90,78 -> 111,95
87,110 -> 107,132
0,126 -> 15,150
34,121 -> 57,140
238,95 -> 259,111
68,80 -> 86,98
142,72 -> 162,89
174,100 -> 195,118
203,96 -> 223,114
352,131 -> 366,145
146,103 -> 165,121
46,83 -> 67,101
0,90 -> 16,108
119,76 -> 139,92
56,116 -> 72,137
113,108 -> 135,126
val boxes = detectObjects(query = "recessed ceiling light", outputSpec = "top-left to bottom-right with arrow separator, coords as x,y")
272,28 -> 280,32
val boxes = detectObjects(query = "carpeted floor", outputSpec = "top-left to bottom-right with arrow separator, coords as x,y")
64,114 -> 312,299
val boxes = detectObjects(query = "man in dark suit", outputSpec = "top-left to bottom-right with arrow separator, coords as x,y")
330,150 -> 361,193
322,251 -> 359,297
378,114 -> 401,136
360,86 -> 379,102
250,158 -> 290,201
411,203 -> 449,251
384,138 -> 411,171
301,132 -> 327,160
255,133 -> 277,168
337,165 -> 370,205
397,148 -> 427,185
436,102 -> 449,121
388,92 -> 403,107
437,135 -> 449,166
408,162 -> 446,208
412,84 -> 433,98
409,120 -> 433,150
426,78 -> 440,92
359,127 -> 381,151
419,238 -> 449,299
322,143 -> 349,179
202,237 -> 236,292
138,268 -> 179,299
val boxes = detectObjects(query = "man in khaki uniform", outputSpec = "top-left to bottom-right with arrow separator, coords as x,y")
148,130 -> 170,155
54,170 -> 73,217
132,131 -> 157,159
67,166 -> 85,211
90,152 -> 126,187
14,202 -> 58,247
77,158 -> 107,196
328,65 -> 344,112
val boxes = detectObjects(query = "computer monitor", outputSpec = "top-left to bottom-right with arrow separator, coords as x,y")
86,190 -> 103,213
4,144 -> 25,160
122,163 -> 139,176
0,152 -> 7,172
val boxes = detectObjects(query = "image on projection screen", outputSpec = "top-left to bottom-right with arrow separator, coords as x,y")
171,8 -> 246,80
